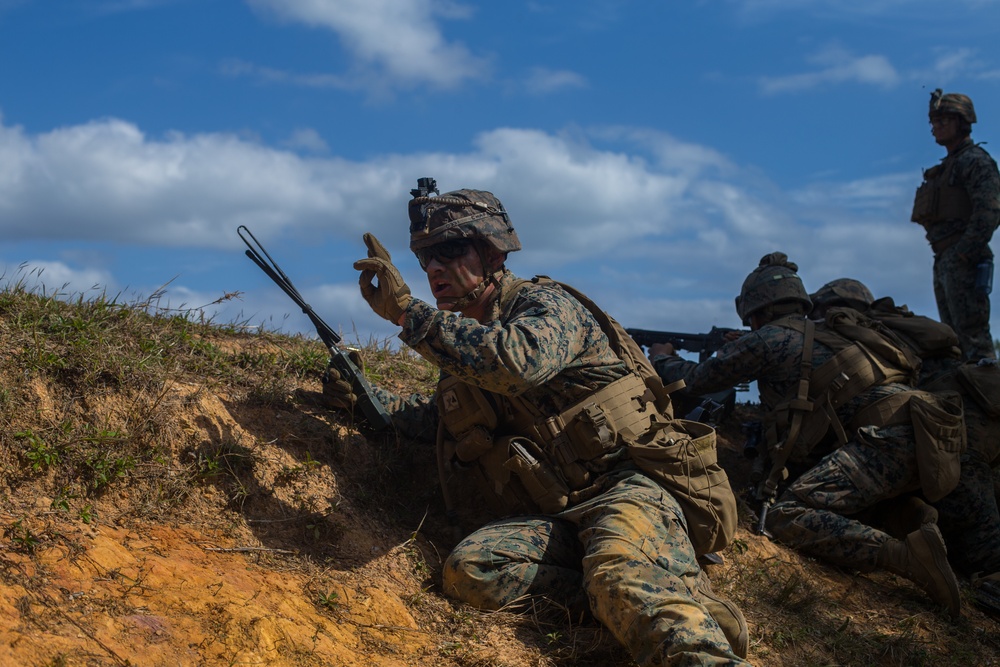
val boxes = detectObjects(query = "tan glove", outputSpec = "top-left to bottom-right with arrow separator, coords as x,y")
354,233 -> 412,323
321,349 -> 362,411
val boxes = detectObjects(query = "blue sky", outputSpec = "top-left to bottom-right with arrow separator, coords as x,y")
2,0 -> 999,356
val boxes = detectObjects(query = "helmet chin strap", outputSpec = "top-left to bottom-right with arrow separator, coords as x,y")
450,245 -> 503,312
451,269 -> 503,312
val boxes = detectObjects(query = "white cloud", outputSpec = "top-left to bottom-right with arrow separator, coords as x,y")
283,128 -> 330,153
523,67 -> 588,94
244,0 -> 489,91
0,111 -> 961,339
759,46 -> 899,94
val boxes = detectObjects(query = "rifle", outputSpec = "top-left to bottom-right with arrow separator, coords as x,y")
626,326 -> 747,362
237,225 -> 392,431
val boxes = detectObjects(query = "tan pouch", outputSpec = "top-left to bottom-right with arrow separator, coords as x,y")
910,391 -> 966,502
627,419 -> 738,555
498,436 -> 570,514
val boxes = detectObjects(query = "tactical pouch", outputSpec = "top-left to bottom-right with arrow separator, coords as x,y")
437,375 -> 498,461
500,436 -> 570,514
626,419 -> 738,555
563,402 -> 617,461
911,181 -> 938,226
472,436 -> 535,516
910,390 -> 966,502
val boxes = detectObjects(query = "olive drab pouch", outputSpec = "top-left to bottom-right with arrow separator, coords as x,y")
911,166 -> 941,226
626,418 -> 738,555
909,390 -> 966,502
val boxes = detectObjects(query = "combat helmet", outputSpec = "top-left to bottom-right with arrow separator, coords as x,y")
929,88 -> 977,124
810,278 -> 875,313
735,252 -> 812,326
408,178 -> 521,255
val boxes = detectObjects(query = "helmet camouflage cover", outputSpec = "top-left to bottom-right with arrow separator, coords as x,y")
735,252 -> 812,325
929,88 -> 977,124
408,185 -> 521,255
810,278 -> 875,312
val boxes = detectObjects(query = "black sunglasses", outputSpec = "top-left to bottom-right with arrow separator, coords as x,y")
415,240 -> 474,270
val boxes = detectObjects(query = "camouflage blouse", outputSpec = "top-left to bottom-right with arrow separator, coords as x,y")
373,270 -> 629,437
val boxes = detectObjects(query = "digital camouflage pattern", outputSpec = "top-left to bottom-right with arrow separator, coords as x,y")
408,188 -> 521,254
734,252 -> 812,325
930,89 -> 977,124
809,278 -> 875,314
913,136 -> 1000,361
934,244 -> 995,361
919,360 -> 1000,576
444,469 -> 747,666
374,270 -> 749,666
654,321 -> 941,570
809,293 -> 1000,577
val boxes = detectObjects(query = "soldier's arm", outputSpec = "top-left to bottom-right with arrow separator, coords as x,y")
654,330 -> 775,396
370,385 -> 439,439
956,149 -> 1000,254
399,286 -> 608,396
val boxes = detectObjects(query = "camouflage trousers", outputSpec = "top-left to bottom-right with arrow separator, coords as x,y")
769,422 -> 1000,577
936,398 -> 1000,575
442,469 -> 751,667
767,425 -> 922,570
933,245 -> 995,361
935,447 -> 1000,575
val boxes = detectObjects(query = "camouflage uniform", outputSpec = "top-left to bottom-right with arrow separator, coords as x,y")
811,282 -> 1000,577
919,360 -> 1000,576
912,91 -> 1000,361
373,270 -> 749,666
654,322 -> 928,571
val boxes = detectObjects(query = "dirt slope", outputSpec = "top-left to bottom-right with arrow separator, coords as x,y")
0,299 -> 998,667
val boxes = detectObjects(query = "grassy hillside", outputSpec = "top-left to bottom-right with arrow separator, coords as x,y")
0,283 -> 997,666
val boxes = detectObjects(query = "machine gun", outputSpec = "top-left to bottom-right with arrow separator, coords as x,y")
237,225 -> 392,431
625,326 -> 747,362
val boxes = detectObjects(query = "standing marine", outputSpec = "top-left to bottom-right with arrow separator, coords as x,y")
323,179 -> 751,666
911,88 -> 1000,362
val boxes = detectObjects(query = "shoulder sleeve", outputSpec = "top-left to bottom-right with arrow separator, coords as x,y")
399,282 -> 619,396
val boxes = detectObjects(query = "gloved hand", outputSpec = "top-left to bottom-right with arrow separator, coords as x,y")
321,349 -> 363,411
354,233 -> 412,324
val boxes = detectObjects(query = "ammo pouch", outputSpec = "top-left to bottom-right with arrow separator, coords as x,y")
851,390 -> 966,502
627,419 -> 738,555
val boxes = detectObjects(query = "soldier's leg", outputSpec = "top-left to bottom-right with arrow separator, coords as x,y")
767,428 -> 921,568
938,246 -> 995,361
441,515 -> 587,613
934,449 -> 1000,575
564,470 -> 749,667
768,431 -> 961,613
933,254 -> 955,332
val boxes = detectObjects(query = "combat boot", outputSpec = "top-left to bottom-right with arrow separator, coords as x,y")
877,523 -> 961,616
692,571 -> 749,658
